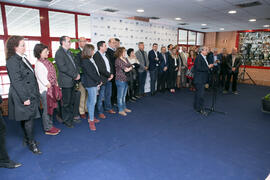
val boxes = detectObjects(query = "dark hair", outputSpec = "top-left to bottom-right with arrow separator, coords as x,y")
167,44 -> 173,49
97,41 -> 106,50
115,38 -> 120,42
161,46 -> 166,50
5,36 -> 24,60
127,48 -> 134,57
138,42 -> 144,45
60,36 -> 68,46
33,44 -> 48,59
115,47 -> 125,58
153,43 -> 158,46
82,44 -> 95,59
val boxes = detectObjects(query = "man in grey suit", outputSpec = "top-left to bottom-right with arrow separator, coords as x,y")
55,36 -> 80,128
135,42 -> 149,96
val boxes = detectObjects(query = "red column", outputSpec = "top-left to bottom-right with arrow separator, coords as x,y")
39,8 -> 52,57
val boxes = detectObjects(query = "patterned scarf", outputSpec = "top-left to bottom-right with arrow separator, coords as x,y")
38,58 -> 57,85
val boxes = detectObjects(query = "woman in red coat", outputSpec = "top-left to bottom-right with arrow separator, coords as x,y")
186,50 -> 196,91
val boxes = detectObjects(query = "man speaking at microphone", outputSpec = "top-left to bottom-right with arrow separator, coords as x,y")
193,47 -> 214,116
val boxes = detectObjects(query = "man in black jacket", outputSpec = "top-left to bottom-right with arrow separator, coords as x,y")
224,48 -> 242,94
0,96 -> 21,169
193,47 -> 214,115
148,43 -> 160,96
106,38 -> 117,105
55,36 -> 80,128
94,41 -> 115,119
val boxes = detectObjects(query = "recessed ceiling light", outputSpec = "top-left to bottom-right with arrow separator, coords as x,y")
220,28 -> 225,30
228,10 -> 237,14
136,9 -> 144,13
175,17 -> 182,21
201,24 -> 207,26
249,19 -> 256,22
263,25 -> 270,28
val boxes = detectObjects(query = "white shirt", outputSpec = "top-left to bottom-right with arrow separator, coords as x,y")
99,51 -> 111,73
89,58 -> 100,76
201,53 -> 209,66
232,55 -> 236,66
35,60 -> 49,93
16,53 -> 34,72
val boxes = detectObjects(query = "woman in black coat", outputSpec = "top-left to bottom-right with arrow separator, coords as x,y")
6,36 -> 41,154
168,47 -> 180,93
81,44 -> 102,131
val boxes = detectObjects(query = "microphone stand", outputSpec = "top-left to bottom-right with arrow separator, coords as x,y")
205,65 -> 226,116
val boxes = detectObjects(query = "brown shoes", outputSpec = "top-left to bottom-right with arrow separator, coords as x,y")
88,121 -> 96,131
119,111 -> 127,116
99,113 -> 106,119
94,118 -> 100,123
124,108 -> 132,113
107,109 -> 116,114
80,114 -> 86,119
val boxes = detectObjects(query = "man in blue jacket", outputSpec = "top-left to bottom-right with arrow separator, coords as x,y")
157,46 -> 169,92
148,43 -> 160,96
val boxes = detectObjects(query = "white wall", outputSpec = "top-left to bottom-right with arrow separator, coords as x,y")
90,14 -> 178,93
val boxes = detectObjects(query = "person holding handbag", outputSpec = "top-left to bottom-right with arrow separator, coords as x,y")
34,43 -> 61,136
6,36 -> 41,154
115,47 -> 133,116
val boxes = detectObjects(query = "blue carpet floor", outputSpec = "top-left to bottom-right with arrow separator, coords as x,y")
1,84 -> 270,180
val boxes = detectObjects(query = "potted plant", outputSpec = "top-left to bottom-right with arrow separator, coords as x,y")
262,93 -> 270,113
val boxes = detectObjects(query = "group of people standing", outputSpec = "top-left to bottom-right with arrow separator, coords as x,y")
0,34 -> 241,168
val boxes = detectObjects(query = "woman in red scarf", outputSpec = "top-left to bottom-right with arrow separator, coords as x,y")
34,44 -> 61,135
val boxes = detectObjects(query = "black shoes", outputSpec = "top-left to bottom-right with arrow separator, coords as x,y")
63,122 -> 74,128
73,118 -> 81,124
0,160 -> 22,169
23,138 -> 42,155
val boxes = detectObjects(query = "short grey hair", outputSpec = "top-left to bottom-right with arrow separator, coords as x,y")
199,46 -> 207,52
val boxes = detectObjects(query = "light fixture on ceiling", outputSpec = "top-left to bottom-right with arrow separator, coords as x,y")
220,28 -> 225,31
228,10 -> 237,14
249,19 -> 256,22
263,25 -> 269,28
175,17 -> 182,21
201,24 -> 207,26
136,9 -> 144,13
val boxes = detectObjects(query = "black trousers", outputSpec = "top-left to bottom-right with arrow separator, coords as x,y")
157,71 -> 168,91
73,90 -> 81,117
219,70 -> 227,89
225,72 -> 238,92
20,119 -> 34,141
111,78 -> 117,105
0,114 -> 9,163
61,87 -> 75,124
149,70 -> 158,93
168,71 -> 177,89
194,83 -> 205,111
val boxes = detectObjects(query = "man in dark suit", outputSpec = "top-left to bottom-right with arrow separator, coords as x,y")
55,36 -> 80,128
224,48 -> 242,94
76,37 -> 88,119
219,48 -> 228,89
94,41 -> 115,119
148,43 -> 160,96
207,48 -> 221,88
157,46 -> 169,92
106,38 -> 117,105
0,96 -> 22,169
193,47 -> 214,115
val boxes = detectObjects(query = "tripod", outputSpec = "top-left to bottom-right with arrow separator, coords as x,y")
238,64 -> 256,85
205,70 -> 226,116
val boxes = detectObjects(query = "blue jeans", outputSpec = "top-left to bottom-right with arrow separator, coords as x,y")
138,71 -> 147,95
97,81 -> 112,114
116,80 -> 128,112
86,87 -> 97,121
149,69 -> 158,93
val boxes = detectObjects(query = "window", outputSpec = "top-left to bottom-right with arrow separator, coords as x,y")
188,31 -> 196,45
49,11 -> 75,37
0,40 -> 5,66
51,41 -> 75,58
78,15 -> 91,38
24,40 -> 40,64
0,7 -> 3,35
0,74 -> 10,98
5,5 -> 41,36
178,29 -> 188,45
196,32 -> 204,46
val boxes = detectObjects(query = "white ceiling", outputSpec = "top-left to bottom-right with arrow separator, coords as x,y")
2,0 -> 270,32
